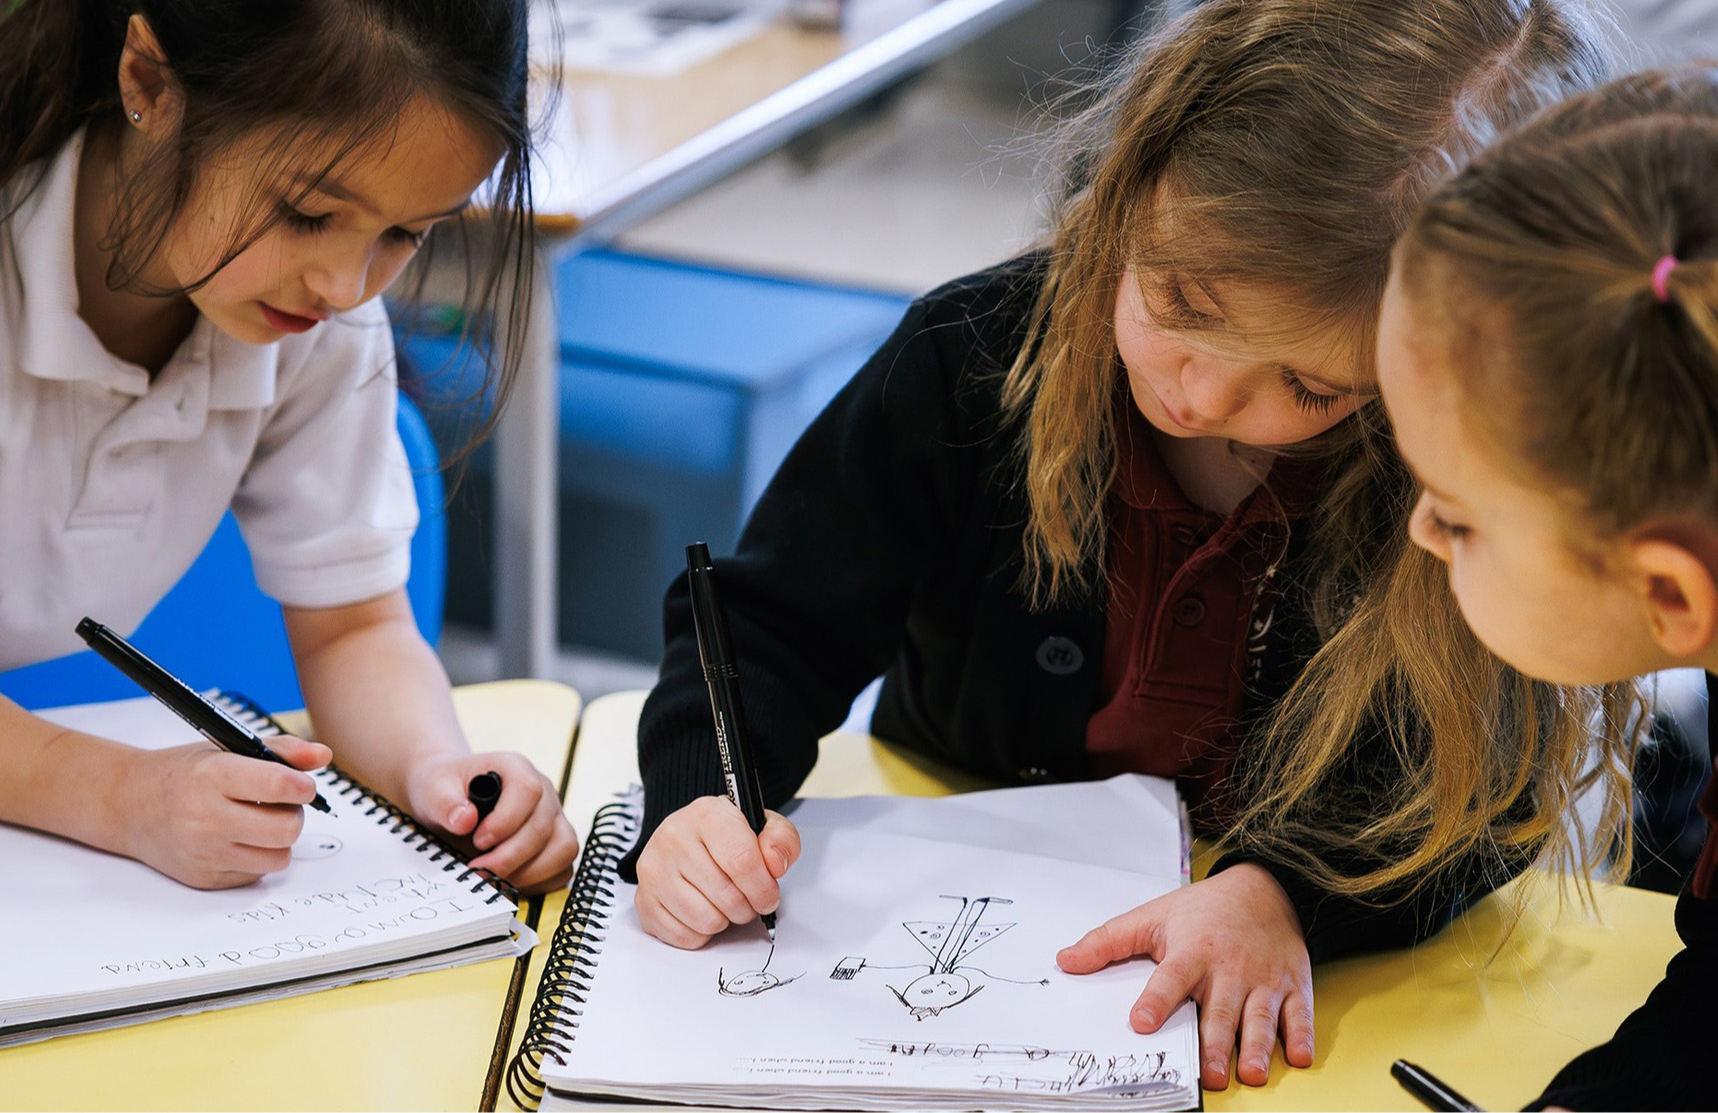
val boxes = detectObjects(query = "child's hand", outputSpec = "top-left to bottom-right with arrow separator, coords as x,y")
121,735 -> 332,890
405,751 -> 578,894
1056,862 -> 1313,1091
634,795 -> 802,948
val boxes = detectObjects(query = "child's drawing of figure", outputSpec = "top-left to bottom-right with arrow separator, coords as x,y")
830,895 -> 1048,1020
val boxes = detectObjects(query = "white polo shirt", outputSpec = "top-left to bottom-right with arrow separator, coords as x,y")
0,133 -> 417,671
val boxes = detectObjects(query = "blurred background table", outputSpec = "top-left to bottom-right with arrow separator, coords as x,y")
489,0 -> 1056,681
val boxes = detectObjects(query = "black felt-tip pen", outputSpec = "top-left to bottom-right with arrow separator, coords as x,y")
1391,1059 -> 1484,1111
75,617 -> 332,814
685,543 -> 777,942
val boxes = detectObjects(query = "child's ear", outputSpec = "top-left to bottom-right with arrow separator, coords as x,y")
117,15 -> 177,132
1628,538 -> 1718,661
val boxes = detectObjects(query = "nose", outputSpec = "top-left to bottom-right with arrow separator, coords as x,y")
1179,354 -> 1249,421
1407,491 -> 1452,563
304,242 -> 375,312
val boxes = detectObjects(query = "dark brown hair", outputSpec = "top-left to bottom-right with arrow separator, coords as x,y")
0,0 -> 535,445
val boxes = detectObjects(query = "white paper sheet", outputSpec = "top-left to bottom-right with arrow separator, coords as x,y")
784,774 -> 1188,877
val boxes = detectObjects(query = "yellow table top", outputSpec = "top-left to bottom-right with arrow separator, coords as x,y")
0,679 -> 581,1113
524,690 -> 1682,1112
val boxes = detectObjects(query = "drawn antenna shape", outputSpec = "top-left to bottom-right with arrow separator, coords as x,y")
904,895 -> 1014,973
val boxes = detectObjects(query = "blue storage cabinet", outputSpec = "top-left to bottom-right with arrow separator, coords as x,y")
406,248 -> 913,662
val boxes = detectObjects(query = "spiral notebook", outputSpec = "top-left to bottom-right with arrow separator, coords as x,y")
0,694 -> 534,1048
509,776 -> 1200,1111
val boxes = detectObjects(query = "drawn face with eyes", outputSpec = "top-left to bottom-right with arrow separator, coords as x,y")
719,970 -> 782,997
909,972 -> 969,1002
894,972 -> 983,1020
717,950 -> 802,998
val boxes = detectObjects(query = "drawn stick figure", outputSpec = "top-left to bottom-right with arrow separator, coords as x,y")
830,895 -> 1047,1020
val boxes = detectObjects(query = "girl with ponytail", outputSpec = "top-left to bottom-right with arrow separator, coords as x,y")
0,2 -> 577,894
1382,63 -> 1718,1109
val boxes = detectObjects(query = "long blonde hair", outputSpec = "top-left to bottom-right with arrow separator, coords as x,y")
1005,0 -> 1640,897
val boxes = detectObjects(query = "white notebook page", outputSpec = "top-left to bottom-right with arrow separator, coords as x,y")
543,790 -> 1199,1111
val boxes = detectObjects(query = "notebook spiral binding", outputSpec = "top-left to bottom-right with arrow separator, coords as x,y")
209,689 -> 519,907
506,793 -> 641,1111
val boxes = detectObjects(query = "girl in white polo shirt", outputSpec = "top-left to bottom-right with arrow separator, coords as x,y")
0,1 -> 578,893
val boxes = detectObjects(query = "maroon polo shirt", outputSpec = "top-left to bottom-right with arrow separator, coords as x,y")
1085,398 -> 1316,820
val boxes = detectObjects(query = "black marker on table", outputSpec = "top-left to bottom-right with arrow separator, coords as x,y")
685,542 -> 777,942
75,617 -> 332,814
467,770 -> 503,821
1391,1059 -> 1485,1111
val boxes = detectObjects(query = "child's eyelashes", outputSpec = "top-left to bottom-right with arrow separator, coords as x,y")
275,201 -> 430,248
1151,276 -> 1221,328
1283,370 -> 1342,415
276,202 -> 332,234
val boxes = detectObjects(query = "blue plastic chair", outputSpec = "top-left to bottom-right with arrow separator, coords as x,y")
0,395 -> 446,713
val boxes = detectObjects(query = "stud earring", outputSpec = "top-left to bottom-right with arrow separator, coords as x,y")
128,109 -> 142,124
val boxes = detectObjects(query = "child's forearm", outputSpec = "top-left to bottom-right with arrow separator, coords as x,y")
0,698 -> 146,854
284,591 -> 467,808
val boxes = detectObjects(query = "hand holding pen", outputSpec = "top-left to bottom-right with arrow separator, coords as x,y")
78,618 -> 331,811
73,617 -> 334,889
686,543 -> 781,941
630,547 -> 803,950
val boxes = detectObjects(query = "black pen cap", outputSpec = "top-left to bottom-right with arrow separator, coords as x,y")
686,542 -> 738,679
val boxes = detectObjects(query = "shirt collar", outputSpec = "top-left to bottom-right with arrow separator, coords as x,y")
12,129 -> 277,410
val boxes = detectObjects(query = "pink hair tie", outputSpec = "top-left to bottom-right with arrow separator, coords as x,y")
1652,254 -> 1679,303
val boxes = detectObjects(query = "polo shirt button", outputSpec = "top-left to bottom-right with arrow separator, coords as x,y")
1173,594 -> 1207,627
1018,766 -> 1052,783
1034,636 -> 1084,675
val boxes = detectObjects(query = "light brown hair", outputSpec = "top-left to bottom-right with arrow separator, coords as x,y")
1397,64 -> 1718,539
1007,0 -> 1639,897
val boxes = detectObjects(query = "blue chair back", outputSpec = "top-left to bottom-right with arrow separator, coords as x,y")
0,395 -> 446,713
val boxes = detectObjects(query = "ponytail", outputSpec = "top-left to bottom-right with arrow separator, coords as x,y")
1400,64 -> 1718,539
1655,256 -> 1718,375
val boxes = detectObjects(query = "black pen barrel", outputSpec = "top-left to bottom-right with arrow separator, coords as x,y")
686,545 -> 769,835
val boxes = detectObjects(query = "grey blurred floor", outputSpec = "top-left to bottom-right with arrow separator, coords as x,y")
440,0 -> 1117,700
